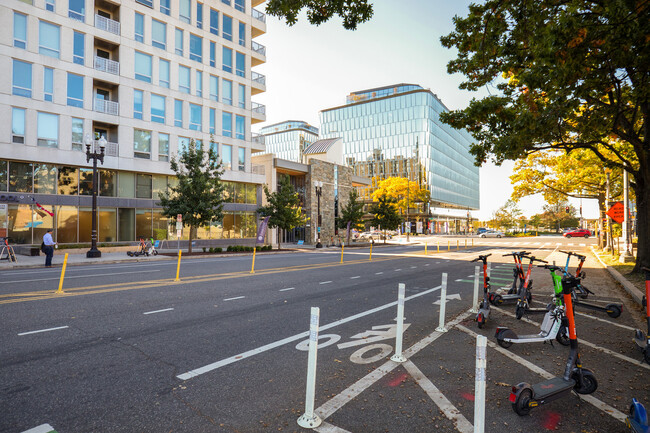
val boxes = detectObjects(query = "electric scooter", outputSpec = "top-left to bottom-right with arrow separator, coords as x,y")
627,398 -> 649,433
490,251 -> 530,305
560,250 -> 623,318
510,274 -> 598,416
513,254 -> 549,319
127,238 -> 150,257
470,254 -> 492,329
495,265 -> 570,348
633,267 -> 650,364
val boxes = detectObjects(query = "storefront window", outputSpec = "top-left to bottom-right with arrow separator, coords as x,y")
78,207 -> 92,242
152,209 -> 169,240
0,160 -> 7,191
98,208 -> 117,242
56,205 -> 77,243
222,181 -> 233,203
58,167 -> 78,195
9,161 -> 33,193
100,170 -> 117,197
136,209 -> 151,239
79,168 -> 93,195
246,183 -> 257,204
234,182 -> 246,203
222,212 -> 234,239
152,175 -> 168,201
33,204 -> 54,244
34,164 -> 57,194
0,203 -> 7,238
210,218 -> 223,239
232,212 -> 242,238
118,208 -> 135,241
136,174 -> 152,199
118,172 -> 135,198
7,204 -> 31,244
243,212 -> 256,237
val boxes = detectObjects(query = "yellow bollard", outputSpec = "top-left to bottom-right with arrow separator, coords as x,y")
472,239 -> 474,247
56,253 -> 68,294
448,241 -> 450,251
457,240 -> 459,250
465,239 -> 467,249
437,242 -> 440,253
369,243 -> 373,261
341,242 -> 344,264
425,242 -> 427,255
175,249 -> 182,281
250,247 -> 256,274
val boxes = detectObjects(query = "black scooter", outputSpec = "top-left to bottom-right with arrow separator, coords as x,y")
633,267 -> 650,364
470,254 -> 492,329
513,254 -> 549,319
510,275 -> 598,415
489,251 -> 529,305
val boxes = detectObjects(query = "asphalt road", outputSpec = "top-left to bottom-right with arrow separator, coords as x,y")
1,236 -> 648,433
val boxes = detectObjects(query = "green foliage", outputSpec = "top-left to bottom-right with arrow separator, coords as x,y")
265,0 -> 373,30
258,175 -> 307,249
492,199 -> 522,230
338,190 -> 365,231
370,194 -> 401,232
157,139 -> 225,253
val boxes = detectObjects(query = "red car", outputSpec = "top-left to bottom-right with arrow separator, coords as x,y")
563,229 -> 591,238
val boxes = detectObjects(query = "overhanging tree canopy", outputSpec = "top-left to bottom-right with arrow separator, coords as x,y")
266,0 -> 373,30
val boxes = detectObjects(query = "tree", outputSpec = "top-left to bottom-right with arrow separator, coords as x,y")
257,175 -> 307,250
338,189 -> 365,244
440,1 -> 649,272
540,201 -> 580,233
158,139 -> 225,254
492,199 -> 522,231
370,194 -> 401,244
372,177 -> 430,216
266,0 -> 373,30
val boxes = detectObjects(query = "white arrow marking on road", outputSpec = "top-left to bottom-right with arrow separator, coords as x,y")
337,324 -> 411,349
433,293 -> 461,305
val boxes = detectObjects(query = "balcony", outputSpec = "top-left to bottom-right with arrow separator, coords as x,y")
251,102 -> 266,124
96,140 -> 119,157
252,164 -> 265,174
95,14 -> 120,35
94,98 -> 119,116
94,56 -> 120,75
251,71 -> 266,95
251,0 -> 265,6
252,133 -> 266,145
251,8 -> 266,37
252,8 -> 266,23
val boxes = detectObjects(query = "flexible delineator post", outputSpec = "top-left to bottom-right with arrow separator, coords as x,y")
175,250 -> 182,281
56,253 -> 69,294
297,307 -> 322,429
471,265 -> 480,313
391,283 -> 407,362
474,335 -> 487,433
250,248 -> 256,274
436,273 -> 449,332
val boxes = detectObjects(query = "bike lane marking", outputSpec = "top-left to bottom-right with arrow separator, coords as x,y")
18,326 -> 69,336
21,424 -> 57,433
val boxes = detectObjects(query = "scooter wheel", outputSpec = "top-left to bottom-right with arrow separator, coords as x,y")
556,325 -> 570,346
491,294 -> 503,305
572,369 -> 598,394
605,304 -> 622,318
515,305 -> 525,320
513,388 -> 533,416
497,337 -> 512,349
477,313 -> 486,329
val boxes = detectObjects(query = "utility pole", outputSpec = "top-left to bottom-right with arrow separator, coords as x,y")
605,169 -> 612,252
620,169 -> 634,262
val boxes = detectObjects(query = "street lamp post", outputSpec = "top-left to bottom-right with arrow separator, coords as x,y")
85,133 -> 106,258
314,181 -> 323,248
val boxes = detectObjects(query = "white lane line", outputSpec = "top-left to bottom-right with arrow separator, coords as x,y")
424,264 -> 430,266
375,272 -> 383,275
403,361 -> 474,433
177,285 -> 443,380
21,424 -> 56,433
143,308 -> 174,315
457,324 -> 627,423
223,296 -> 245,301
1,269 -> 160,284
314,422 -> 352,433
18,326 -> 69,336
320,281 -> 333,285
394,269 -> 402,271
410,266 -> 417,269
350,276 -> 361,279
279,287 -> 295,292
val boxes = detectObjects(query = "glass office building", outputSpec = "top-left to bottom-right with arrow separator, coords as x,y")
319,84 -> 479,211
258,120 -> 319,163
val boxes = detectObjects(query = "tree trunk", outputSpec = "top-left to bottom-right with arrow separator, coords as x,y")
633,175 -> 649,272
188,225 -> 194,254
277,227 -> 281,250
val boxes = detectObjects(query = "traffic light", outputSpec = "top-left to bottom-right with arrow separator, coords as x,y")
565,206 -> 570,213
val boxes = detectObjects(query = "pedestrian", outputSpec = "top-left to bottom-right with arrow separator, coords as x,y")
42,228 -> 56,267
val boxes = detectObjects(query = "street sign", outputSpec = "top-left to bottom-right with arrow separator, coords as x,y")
606,202 -> 625,223
176,214 -> 182,222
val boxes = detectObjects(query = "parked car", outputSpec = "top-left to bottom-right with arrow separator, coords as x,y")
563,228 -> 591,238
476,227 -> 488,235
479,230 -> 504,238
358,231 -> 391,241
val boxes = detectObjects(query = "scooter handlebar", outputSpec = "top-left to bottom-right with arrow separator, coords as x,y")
559,250 -> 586,260
470,253 -> 492,262
538,264 -> 563,271
502,251 -> 529,257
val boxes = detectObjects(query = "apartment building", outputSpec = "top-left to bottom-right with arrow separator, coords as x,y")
257,120 -> 319,163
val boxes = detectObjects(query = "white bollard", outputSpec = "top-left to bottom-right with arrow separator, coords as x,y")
436,273 -> 449,332
390,283 -> 407,363
474,335 -> 487,433
471,265 -> 480,313
297,307 -> 323,429
487,262 -> 491,278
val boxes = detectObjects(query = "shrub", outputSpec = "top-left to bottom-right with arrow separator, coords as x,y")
202,247 -> 207,252
214,247 -> 222,253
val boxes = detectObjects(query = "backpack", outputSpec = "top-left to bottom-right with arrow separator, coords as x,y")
40,242 -> 46,253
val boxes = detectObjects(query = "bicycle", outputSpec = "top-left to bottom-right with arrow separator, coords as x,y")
0,237 -> 18,263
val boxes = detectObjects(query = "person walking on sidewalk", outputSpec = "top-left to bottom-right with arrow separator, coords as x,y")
42,229 -> 56,267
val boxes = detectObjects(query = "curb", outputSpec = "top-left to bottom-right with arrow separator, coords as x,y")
591,246 -> 644,305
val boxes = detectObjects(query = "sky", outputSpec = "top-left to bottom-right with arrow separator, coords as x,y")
253,0 -> 600,221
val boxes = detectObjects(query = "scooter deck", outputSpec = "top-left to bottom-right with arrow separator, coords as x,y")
532,376 -> 575,402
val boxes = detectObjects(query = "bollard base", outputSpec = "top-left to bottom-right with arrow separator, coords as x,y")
469,308 -> 478,313
390,353 -> 407,363
435,326 -> 448,333
297,413 -> 322,429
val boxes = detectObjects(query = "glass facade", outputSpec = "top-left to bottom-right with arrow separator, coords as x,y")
259,121 -> 319,163
319,85 -> 479,209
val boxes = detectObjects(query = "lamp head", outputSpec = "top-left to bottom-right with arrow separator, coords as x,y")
99,136 -> 107,151
84,133 -> 93,152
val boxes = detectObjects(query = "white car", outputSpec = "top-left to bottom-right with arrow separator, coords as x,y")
479,230 -> 504,238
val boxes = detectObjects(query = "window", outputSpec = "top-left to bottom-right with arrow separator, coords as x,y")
12,108 -> 26,144
175,28 -> 183,55
189,34 -> 202,62
159,59 -> 170,88
178,136 -> 190,154
222,0 -> 231,5
179,65 -> 190,93
152,20 -> 166,50
135,13 -> 144,43
235,115 -> 245,140
67,73 -> 84,108
134,129 -> 151,159
222,47 -> 232,73
235,0 -> 245,12
14,13 -> 27,49
73,32 -> 85,65
209,75 -> 218,101
174,99 -> 183,127
235,52 -> 245,77
39,21 -> 60,58
238,21 -> 245,46
209,9 -> 219,35
13,60 -> 32,98
196,71 -> 203,97
238,83 -> 245,108
68,0 -> 85,22
134,89 -> 143,119
151,94 -> 165,124
197,3 -> 203,29
179,0 -> 191,24
222,144 -> 232,170
222,112 -> 232,137
160,0 -> 170,15
205,43 -> 214,68
136,0 -> 153,7
189,104 -> 202,131
210,108 -> 216,134
134,51 -> 152,82
37,112 -> 59,148
44,67 -> 53,102
223,79 -> 232,105
159,133 -> 169,161
71,118 -> 83,150
45,0 -> 55,12
223,15 -> 232,41
238,147 -> 245,171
